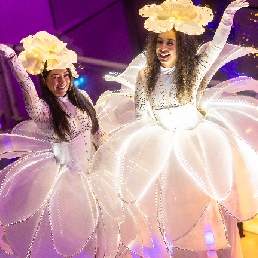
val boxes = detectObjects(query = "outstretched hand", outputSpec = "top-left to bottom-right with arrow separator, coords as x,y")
226,0 -> 249,14
0,44 -> 16,59
222,0 -> 249,26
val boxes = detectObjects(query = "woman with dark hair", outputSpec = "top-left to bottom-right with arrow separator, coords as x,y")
0,32 -> 121,257
92,0 -> 258,257
38,67 -> 99,142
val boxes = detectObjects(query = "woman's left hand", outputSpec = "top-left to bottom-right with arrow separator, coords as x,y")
222,0 -> 249,26
225,0 -> 249,14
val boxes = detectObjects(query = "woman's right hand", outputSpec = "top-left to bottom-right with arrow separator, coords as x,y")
0,44 -> 16,59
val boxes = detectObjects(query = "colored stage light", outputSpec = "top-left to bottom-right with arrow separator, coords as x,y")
74,75 -> 88,87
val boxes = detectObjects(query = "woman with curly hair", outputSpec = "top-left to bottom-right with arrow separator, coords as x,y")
92,0 -> 258,257
143,30 -> 204,105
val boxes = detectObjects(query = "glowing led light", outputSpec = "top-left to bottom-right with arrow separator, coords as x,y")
73,75 -> 88,87
205,230 -> 215,246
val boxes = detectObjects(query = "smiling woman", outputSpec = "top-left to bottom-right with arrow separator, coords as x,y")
155,30 -> 177,68
0,31 -> 122,257
91,0 -> 258,257
44,69 -> 71,97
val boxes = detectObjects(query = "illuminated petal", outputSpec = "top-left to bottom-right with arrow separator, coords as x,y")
140,0 -> 213,35
66,49 -> 77,63
33,31 -> 67,51
139,4 -> 162,18
18,31 -> 78,76
69,64 -> 79,78
175,21 -> 205,35
144,18 -> 175,33
194,7 -> 214,25
20,35 -> 34,51
46,58 -> 60,70
18,51 -> 44,75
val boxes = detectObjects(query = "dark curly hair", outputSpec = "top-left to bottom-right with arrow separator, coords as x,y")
39,68 -> 99,141
145,31 -> 206,104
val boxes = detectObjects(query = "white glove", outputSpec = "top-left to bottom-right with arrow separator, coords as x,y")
222,0 -> 249,26
0,44 -> 16,59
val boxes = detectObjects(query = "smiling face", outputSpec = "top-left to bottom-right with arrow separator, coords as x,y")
45,69 -> 71,97
156,30 -> 177,68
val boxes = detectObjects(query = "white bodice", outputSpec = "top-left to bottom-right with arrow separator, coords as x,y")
134,20 -> 232,130
7,55 -> 97,167
35,95 -> 92,143
149,66 -> 199,109
51,133 -> 92,172
150,66 -> 180,108
148,67 -> 202,130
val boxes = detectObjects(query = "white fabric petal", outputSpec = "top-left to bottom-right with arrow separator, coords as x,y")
144,18 -> 175,33
0,153 -> 58,225
49,168 -> 98,257
3,209 -> 43,258
175,21 -> 205,35
174,122 -> 233,200
172,199 -> 228,251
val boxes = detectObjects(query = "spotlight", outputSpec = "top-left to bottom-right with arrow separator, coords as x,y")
205,230 -> 215,246
74,75 -> 88,87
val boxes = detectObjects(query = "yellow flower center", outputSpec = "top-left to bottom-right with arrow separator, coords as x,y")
162,3 -> 197,22
157,14 -> 171,20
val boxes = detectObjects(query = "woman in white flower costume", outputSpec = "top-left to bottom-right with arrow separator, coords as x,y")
93,0 -> 258,257
0,32 -> 122,257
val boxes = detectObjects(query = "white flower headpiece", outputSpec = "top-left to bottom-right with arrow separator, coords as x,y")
18,31 -> 79,78
139,0 -> 213,35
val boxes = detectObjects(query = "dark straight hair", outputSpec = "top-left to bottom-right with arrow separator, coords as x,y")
38,68 -> 99,141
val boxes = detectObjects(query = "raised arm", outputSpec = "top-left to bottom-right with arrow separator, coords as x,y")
0,44 -> 48,121
198,0 -> 249,77
213,0 -> 248,48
